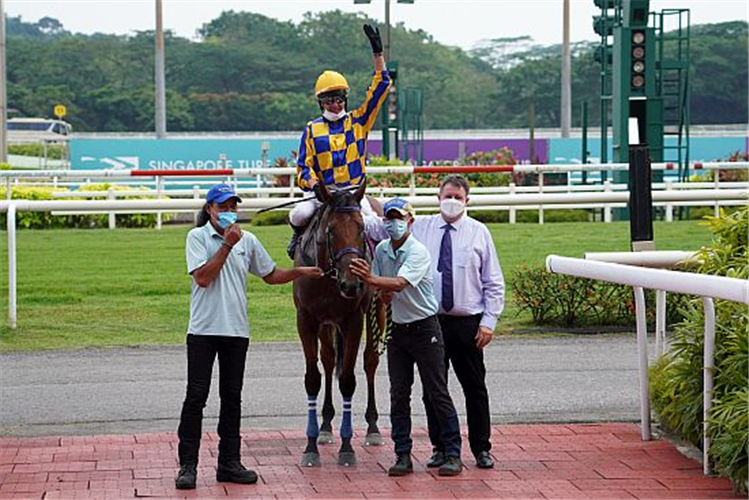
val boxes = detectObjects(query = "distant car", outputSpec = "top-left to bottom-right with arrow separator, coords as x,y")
7,118 -> 73,143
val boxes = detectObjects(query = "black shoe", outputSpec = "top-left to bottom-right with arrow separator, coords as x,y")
216,460 -> 258,484
438,456 -> 463,477
426,450 -> 446,468
475,451 -> 494,469
387,454 -> 413,476
287,224 -> 304,260
175,464 -> 197,490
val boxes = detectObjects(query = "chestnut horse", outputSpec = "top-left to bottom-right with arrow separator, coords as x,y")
292,181 -> 385,467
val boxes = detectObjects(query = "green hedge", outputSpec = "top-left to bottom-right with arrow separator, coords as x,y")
511,263 -> 690,327
650,207 -> 748,492
8,143 -> 68,160
0,184 -> 166,228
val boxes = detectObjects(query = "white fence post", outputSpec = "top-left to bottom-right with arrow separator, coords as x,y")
538,172 -> 544,225
655,290 -> 667,357
702,297 -> 716,476
193,185 -> 201,226
603,180 -> 612,223
509,183 -> 516,224
7,203 -> 17,330
156,176 -> 163,230
714,172 -> 720,218
633,286 -> 651,441
108,187 -> 116,229
665,180 -> 674,223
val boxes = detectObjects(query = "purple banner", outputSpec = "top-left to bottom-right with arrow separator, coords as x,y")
367,138 -> 548,164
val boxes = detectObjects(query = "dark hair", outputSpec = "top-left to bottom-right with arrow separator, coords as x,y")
196,203 -> 211,227
440,174 -> 470,197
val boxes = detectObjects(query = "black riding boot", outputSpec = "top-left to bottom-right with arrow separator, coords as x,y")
287,224 -> 305,260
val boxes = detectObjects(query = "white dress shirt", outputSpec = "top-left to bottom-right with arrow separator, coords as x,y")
411,214 -> 505,330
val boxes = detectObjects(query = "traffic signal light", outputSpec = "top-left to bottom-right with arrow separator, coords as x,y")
594,45 -> 613,64
630,29 -> 647,94
593,15 -> 614,37
594,0 -> 616,9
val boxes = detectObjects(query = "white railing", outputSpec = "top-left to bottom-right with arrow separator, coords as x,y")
545,255 -> 749,475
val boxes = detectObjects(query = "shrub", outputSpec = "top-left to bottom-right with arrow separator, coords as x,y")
0,184 -> 166,229
511,263 -> 690,327
8,143 -> 67,160
250,210 -> 289,226
650,207 -> 748,492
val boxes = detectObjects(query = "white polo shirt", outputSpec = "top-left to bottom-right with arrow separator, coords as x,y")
185,223 -> 275,337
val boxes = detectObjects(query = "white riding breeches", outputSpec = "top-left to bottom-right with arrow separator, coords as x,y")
289,196 -> 387,242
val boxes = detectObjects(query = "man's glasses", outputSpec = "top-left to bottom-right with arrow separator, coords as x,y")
320,95 -> 346,106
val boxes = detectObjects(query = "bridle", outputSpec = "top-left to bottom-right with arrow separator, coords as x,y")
324,205 -> 367,281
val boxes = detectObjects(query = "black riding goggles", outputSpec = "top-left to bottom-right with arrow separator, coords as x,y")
319,95 -> 347,106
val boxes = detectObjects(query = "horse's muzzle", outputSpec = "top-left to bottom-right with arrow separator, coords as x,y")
338,278 -> 365,299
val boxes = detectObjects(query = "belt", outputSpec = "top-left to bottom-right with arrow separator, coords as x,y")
393,315 -> 437,330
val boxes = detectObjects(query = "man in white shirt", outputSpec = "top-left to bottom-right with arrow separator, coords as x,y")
411,175 -> 505,470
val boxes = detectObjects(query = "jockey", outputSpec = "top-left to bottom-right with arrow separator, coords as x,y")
287,24 -> 392,259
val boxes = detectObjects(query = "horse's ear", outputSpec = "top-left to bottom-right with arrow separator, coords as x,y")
354,180 -> 366,202
318,182 -> 332,204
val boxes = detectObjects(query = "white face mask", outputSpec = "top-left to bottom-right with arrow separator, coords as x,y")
440,198 -> 465,220
322,109 -> 347,122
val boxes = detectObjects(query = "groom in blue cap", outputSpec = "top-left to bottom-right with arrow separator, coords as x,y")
350,197 -> 463,477
175,183 -> 323,490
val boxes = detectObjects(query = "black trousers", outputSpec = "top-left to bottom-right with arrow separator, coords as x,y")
423,314 -> 491,457
388,315 -> 462,458
177,334 -> 249,466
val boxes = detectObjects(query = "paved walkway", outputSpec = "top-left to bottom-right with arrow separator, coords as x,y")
0,423 -> 740,500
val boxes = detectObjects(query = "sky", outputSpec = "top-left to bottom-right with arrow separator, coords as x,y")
6,0 -> 748,50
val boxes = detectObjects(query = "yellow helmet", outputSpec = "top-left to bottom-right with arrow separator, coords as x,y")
315,70 -> 349,97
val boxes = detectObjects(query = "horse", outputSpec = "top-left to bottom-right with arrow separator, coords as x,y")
292,180 -> 386,467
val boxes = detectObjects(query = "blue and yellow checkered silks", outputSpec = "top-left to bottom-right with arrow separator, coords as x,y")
297,70 -> 392,191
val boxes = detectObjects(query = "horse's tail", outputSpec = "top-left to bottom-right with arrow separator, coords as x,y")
334,327 -> 344,379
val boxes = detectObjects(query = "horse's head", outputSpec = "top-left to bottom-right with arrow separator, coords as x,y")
318,181 -> 368,300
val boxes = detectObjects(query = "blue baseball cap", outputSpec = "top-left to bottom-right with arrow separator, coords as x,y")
383,197 -> 415,217
206,183 -> 242,204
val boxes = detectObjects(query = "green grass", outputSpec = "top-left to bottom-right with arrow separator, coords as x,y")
0,220 -> 713,351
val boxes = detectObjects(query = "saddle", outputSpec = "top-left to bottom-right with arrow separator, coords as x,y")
298,205 -> 328,267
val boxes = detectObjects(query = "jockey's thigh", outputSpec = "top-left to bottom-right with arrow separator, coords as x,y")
360,196 -> 375,217
289,198 -> 322,227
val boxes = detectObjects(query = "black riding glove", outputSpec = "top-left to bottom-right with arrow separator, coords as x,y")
313,183 -> 324,202
363,24 -> 383,55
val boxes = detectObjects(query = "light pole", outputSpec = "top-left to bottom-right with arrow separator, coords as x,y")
0,0 -> 7,163
354,0 -> 414,62
155,0 -> 166,139
561,0 -> 571,138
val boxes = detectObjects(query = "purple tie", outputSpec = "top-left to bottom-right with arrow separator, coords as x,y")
438,224 -> 454,312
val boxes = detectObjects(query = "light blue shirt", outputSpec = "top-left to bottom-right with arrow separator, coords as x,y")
186,223 -> 276,337
372,234 -> 439,324
411,214 -> 505,330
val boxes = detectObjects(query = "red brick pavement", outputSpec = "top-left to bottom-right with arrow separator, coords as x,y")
0,423 -> 741,500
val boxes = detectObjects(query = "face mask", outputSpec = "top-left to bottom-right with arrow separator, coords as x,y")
384,219 -> 408,240
440,198 -> 465,220
216,211 -> 237,229
322,109 -> 347,122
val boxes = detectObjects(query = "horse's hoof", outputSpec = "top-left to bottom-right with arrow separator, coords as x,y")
301,452 -> 321,467
317,431 -> 334,445
364,432 -> 383,446
338,451 -> 356,466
